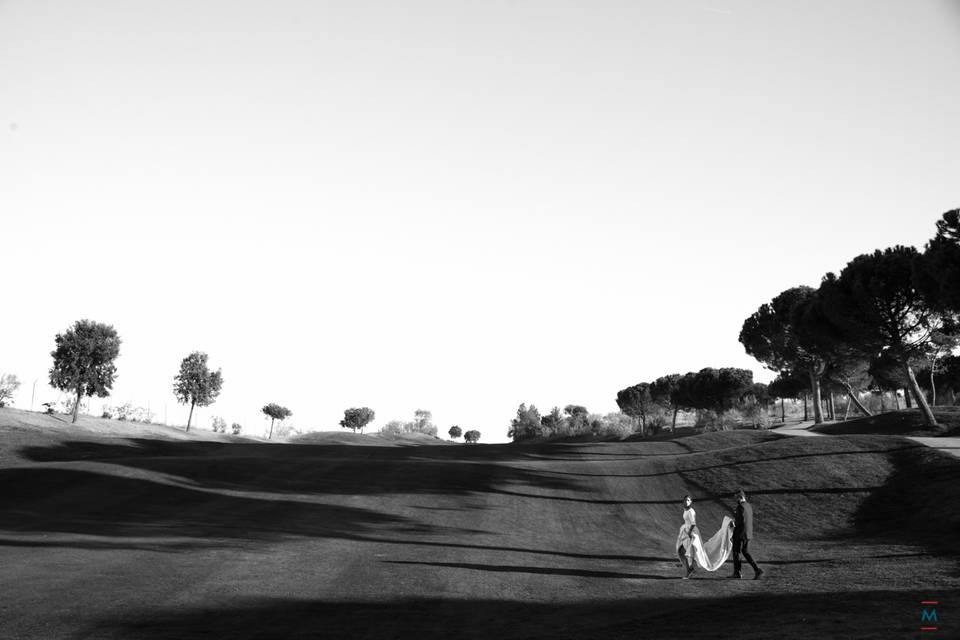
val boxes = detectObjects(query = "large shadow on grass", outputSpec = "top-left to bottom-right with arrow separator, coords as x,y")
80,590 -> 960,640
18,439 -> 588,499
3,439 -> 593,547
854,444 -> 960,555
0,467 -> 439,546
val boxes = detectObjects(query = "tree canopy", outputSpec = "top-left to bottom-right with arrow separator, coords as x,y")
819,246 -> 940,426
49,319 -> 122,423
508,403 -> 542,442
650,373 -> 682,431
0,373 -> 21,408
615,383 -> 653,435
262,403 -> 293,439
173,351 -> 224,432
739,286 -> 826,423
917,209 -> 960,312
340,407 -> 375,433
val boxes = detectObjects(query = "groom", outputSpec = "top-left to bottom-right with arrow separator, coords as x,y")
731,489 -> 763,580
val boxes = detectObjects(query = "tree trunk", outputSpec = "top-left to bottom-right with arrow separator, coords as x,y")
880,391 -> 886,412
269,418 -> 275,439
903,388 -> 913,409
802,391 -> 808,421
930,368 -> 937,406
841,381 -> 872,416
903,362 -> 938,427
672,407 -> 679,433
893,391 -> 900,410
72,384 -> 82,423
808,369 -> 824,424
843,395 -> 851,420
780,398 -> 785,422
186,400 -> 195,432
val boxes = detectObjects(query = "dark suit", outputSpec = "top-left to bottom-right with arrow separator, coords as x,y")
733,501 -> 760,576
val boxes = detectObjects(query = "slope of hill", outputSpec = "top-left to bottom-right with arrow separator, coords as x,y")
0,406 -> 252,441
811,406 -> 960,436
288,430 -> 452,446
0,415 -> 956,639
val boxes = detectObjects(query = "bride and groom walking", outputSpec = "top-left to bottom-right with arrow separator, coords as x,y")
675,489 -> 764,580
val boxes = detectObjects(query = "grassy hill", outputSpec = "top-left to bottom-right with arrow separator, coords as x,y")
811,406 -> 960,436
288,430 -> 452,446
0,409 -> 957,639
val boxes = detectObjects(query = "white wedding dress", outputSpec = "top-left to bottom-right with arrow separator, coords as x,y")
676,508 -> 734,571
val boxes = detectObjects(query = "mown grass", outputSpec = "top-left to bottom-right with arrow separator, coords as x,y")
812,406 -> 960,436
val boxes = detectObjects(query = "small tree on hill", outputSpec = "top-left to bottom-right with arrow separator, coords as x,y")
411,409 -> 436,435
540,406 -> 564,438
173,351 -> 223,432
448,425 -> 462,440
211,416 -> 227,433
262,403 -> 292,439
340,407 -> 375,433
49,319 -> 122,423
464,429 -> 481,443
508,403 -> 541,442
231,422 -> 243,435
564,404 -> 591,435
380,420 -> 404,437
0,373 -> 21,407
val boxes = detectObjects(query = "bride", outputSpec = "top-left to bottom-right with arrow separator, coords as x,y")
676,494 -> 734,579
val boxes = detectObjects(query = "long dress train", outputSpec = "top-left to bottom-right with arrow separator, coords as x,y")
676,514 -> 734,572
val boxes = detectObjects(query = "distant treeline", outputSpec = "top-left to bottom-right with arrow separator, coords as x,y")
510,208 -> 960,443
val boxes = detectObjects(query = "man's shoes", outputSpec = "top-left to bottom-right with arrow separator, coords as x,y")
730,573 -> 742,579
754,569 -> 764,580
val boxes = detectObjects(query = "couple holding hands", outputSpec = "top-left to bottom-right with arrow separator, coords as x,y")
675,489 -> 764,580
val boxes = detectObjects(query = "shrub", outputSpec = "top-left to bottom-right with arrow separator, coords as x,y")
231,422 -> 242,435
595,412 -> 636,438
115,402 -> 134,421
211,416 -> 227,433
0,373 -> 21,407
380,420 -> 404,437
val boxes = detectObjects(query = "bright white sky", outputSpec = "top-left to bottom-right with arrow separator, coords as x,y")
2,1 -> 958,441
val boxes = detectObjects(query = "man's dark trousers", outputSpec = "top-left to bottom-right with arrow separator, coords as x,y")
733,536 -> 760,576
733,501 -> 760,576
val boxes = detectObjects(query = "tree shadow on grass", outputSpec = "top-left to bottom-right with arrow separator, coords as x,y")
79,590 -> 960,640
18,439 -> 590,499
853,444 -> 960,556
384,559 -> 673,580
0,467 -> 439,544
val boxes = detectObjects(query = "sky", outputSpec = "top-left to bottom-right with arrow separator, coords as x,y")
1,0 -> 959,441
